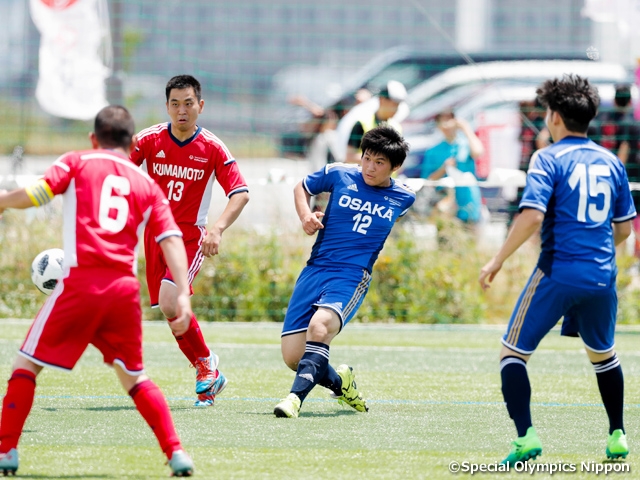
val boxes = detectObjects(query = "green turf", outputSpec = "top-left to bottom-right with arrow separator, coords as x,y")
0,320 -> 638,479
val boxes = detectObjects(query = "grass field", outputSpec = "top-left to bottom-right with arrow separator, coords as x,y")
1,320 -> 639,479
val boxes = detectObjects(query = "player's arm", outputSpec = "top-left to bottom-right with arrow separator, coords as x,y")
158,235 -> 192,335
294,180 -> 324,235
479,208 -> 544,290
201,191 -> 250,257
613,220 -> 632,246
0,179 -> 55,213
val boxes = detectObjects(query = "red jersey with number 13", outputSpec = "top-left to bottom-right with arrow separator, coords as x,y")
131,123 -> 248,226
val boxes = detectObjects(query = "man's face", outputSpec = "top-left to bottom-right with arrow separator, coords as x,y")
166,87 -> 204,132
377,97 -> 400,121
361,149 -> 398,187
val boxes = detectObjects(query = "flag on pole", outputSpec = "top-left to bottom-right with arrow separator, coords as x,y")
29,0 -> 112,120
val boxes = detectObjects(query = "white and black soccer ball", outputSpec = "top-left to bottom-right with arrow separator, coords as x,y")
31,248 -> 65,295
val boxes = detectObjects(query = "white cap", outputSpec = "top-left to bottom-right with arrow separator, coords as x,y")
380,80 -> 407,103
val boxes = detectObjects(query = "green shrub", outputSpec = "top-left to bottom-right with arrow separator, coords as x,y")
2,208 -> 639,325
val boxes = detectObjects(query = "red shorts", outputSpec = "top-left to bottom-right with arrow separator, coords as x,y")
145,224 -> 206,307
20,268 -> 144,374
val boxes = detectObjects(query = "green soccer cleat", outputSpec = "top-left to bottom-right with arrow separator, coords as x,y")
501,427 -> 542,466
274,393 -> 301,418
0,449 -> 18,476
168,449 -> 194,477
606,429 -> 629,460
333,364 -> 369,412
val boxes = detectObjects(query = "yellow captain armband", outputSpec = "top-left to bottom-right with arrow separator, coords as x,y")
25,179 -> 55,207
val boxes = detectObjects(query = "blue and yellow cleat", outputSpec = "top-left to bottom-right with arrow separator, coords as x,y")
274,393 -> 301,418
332,364 -> 369,412
501,427 -> 542,467
194,353 -> 219,394
168,449 -> 194,477
0,448 -> 18,476
606,429 -> 629,460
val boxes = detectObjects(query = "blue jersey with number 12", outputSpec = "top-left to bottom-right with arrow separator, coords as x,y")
303,163 -> 416,272
520,136 -> 636,289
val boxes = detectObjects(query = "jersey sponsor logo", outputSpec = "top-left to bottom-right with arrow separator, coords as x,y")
156,150 -> 166,158
385,195 -> 402,207
189,154 -> 208,163
347,183 -> 358,192
151,163 -> 205,181
338,194 -> 394,221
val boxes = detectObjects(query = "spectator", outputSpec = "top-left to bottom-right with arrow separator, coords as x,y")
507,99 -> 550,227
590,84 -> 640,256
345,80 -> 407,164
420,110 -> 484,224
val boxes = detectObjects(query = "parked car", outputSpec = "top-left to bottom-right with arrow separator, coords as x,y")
275,48 -> 586,157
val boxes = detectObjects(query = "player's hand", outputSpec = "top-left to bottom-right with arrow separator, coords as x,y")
201,227 -> 222,257
301,211 -> 324,235
479,257 -> 503,291
168,293 -> 192,336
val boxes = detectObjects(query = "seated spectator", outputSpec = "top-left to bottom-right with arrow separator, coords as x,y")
420,110 -> 484,224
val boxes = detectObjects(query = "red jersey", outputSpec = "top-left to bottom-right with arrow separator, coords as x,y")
44,149 -> 181,276
130,123 -> 249,226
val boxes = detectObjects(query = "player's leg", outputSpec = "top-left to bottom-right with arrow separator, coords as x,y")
573,286 -> 627,459
97,276 -> 193,476
499,268 -> 567,465
114,367 -> 193,476
0,356 -> 42,475
160,226 -> 226,400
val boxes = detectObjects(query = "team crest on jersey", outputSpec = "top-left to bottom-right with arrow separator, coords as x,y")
156,150 -> 166,158
347,183 -> 359,192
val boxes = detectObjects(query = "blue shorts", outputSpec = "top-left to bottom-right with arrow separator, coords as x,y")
281,265 -> 372,337
503,268 -> 618,355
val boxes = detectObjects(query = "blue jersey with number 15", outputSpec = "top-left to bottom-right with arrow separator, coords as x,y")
303,163 -> 416,272
520,136 -> 636,289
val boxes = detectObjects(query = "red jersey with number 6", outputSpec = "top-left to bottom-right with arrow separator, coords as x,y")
43,149 -> 181,275
130,122 -> 248,226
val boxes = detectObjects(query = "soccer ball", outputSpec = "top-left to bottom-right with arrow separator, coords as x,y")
31,248 -> 65,295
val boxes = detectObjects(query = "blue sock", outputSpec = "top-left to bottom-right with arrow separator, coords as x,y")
318,364 -> 342,397
290,342 -> 330,403
593,354 -> 624,434
500,356 -> 532,438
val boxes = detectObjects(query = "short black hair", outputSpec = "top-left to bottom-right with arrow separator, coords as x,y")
614,83 -> 632,108
94,105 -> 135,150
536,74 -> 600,133
360,124 -> 410,169
165,75 -> 202,101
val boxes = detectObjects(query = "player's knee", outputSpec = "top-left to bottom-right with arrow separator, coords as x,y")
307,320 -> 338,343
282,352 -> 300,371
158,299 -> 177,319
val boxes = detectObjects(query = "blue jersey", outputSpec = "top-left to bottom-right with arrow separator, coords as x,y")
520,136 -> 636,289
303,163 -> 416,272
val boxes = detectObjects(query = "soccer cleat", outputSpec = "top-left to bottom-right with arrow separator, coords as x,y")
194,390 -> 215,407
332,364 -> 369,412
209,369 -> 228,396
0,449 -> 18,476
606,429 -> 629,459
168,449 -> 194,477
194,353 -> 219,394
501,427 -> 542,466
274,393 -> 301,418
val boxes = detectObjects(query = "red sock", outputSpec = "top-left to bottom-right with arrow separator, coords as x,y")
182,314 -> 210,359
0,369 -> 37,453
129,379 -> 182,459
169,317 -> 197,366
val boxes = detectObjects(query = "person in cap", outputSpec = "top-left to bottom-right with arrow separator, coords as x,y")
345,80 -> 407,164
